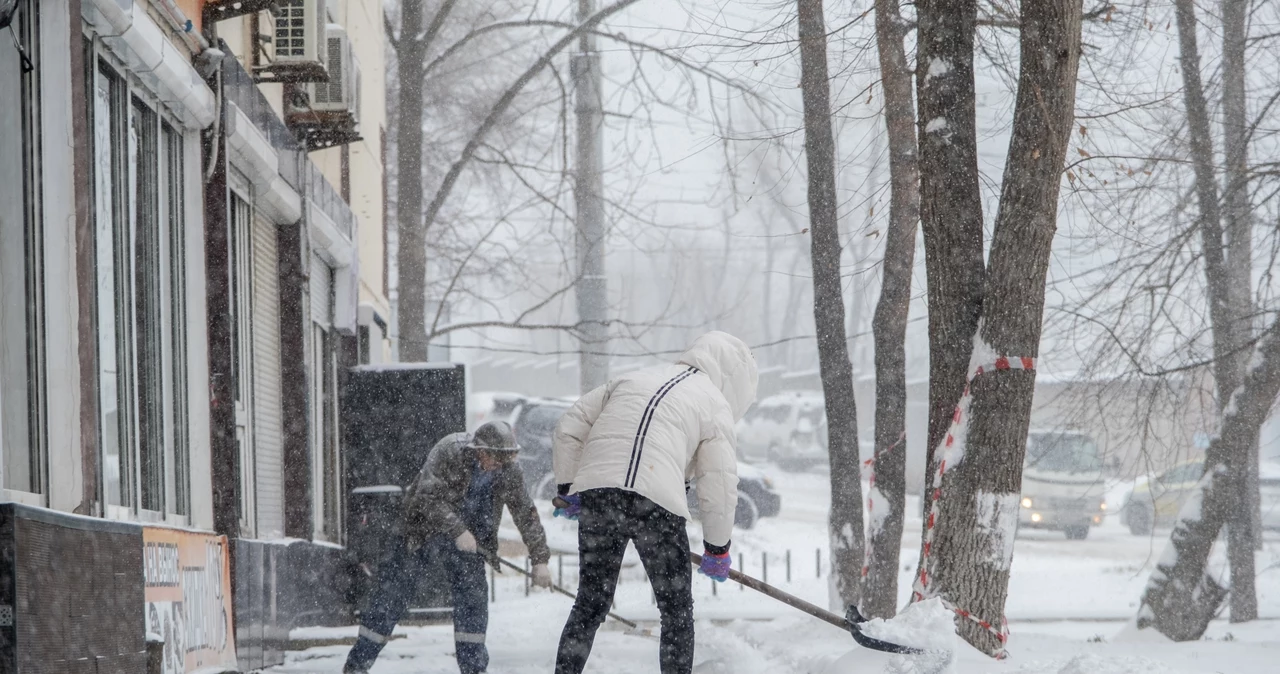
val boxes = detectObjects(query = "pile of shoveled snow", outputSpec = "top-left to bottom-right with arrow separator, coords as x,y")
855,598 -> 959,674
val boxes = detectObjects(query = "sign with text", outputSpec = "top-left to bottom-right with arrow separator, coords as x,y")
143,527 -> 238,674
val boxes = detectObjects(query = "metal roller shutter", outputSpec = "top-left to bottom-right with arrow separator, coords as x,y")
252,216 -> 285,538
310,254 -> 333,329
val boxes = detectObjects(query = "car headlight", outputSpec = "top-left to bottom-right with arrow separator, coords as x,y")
1021,497 -> 1033,509
763,476 -> 774,489
1099,501 -> 1108,511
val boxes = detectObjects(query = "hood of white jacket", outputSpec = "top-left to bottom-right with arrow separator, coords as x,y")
676,331 -> 758,421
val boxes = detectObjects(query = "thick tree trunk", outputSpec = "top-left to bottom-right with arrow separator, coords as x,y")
1140,320 -> 1280,640
796,0 -> 865,609
913,0 -> 985,563
1172,0 -> 1257,623
861,0 -> 919,620
1220,0 -> 1258,621
924,0 -> 1082,658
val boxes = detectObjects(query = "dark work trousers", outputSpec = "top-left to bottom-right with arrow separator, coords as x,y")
555,488 -> 694,674
344,534 -> 489,673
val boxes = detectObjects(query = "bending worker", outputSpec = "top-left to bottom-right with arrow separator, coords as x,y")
551,331 -> 758,674
344,421 -> 553,674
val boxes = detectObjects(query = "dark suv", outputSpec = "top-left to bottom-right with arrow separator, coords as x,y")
509,399 -> 781,529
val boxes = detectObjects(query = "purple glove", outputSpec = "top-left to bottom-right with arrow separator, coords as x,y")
553,493 -> 581,520
698,550 -> 732,582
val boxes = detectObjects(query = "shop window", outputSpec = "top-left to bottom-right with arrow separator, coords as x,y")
133,97 -> 165,512
162,123 -> 190,515
94,61 -> 131,508
89,49 -> 193,517
0,0 -> 46,494
311,322 -> 341,541
230,190 -> 258,532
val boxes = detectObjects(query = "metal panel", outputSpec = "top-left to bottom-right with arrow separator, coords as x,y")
342,365 -> 466,614
253,216 -> 285,538
310,254 -> 332,329
230,537 -> 351,672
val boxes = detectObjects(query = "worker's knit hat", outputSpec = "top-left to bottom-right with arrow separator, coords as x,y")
468,420 -> 521,454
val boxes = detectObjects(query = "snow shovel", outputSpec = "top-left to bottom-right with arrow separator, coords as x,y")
489,554 -> 642,631
689,552 -> 925,655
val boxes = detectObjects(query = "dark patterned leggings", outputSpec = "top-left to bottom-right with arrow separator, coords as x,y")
555,488 -> 694,674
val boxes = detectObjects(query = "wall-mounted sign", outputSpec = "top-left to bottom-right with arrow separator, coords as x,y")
143,527 -> 238,674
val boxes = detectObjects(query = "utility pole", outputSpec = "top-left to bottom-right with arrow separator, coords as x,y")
573,0 -> 609,392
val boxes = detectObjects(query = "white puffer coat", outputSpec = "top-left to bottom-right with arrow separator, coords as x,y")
553,331 -> 758,547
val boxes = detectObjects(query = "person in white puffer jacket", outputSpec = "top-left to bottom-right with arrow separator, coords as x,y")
551,331 -> 757,674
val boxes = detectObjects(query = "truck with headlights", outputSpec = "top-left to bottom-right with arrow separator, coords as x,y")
1018,430 -> 1108,540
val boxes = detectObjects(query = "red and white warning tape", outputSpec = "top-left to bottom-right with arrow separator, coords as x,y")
861,431 -> 905,578
911,355 -> 1035,657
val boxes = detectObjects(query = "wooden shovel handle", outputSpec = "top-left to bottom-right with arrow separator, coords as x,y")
493,555 -> 638,629
689,551 -> 927,655
689,551 -> 848,631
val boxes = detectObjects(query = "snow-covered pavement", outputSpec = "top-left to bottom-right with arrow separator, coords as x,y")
268,467 -> 1280,673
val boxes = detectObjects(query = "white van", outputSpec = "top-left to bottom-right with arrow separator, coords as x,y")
1018,430 -> 1108,540
735,391 -> 825,469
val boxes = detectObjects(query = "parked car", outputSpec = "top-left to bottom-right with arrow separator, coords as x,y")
1121,459 -> 1280,535
1018,430 -> 1108,540
510,398 -> 573,500
1120,460 -> 1202,536
506,398 -> 781,529
467,391 -> 527,431
736,391 -> 826,470
686,461 -> 782,530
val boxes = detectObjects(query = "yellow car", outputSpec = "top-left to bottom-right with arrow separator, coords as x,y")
1120,460 -> 1204,535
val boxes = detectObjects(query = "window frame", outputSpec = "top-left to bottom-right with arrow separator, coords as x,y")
93,57 -> 135,518
88,41 -> 193,523
131,94 -> 166,515
229,181 -> 259,535
310,320 -> 342,543
1,0 -> 48,499
162,121 -> 191,517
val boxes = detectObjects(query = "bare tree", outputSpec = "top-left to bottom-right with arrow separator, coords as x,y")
393,0 -> 460,361
860,0 -> 919,620
1038,1 -> 1280,631
917,0 -> 1083,657
1220,0 -> 1260,617
913,0 -> 986,548
392,0 -> 643,360
1139,317 -> 1280,640
796,0 -> 865,609
1170,0 -> 1256,621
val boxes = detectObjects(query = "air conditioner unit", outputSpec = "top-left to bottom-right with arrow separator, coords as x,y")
269,0 -> 326,79
285,24 -> 363,148
309,24 -> 360,125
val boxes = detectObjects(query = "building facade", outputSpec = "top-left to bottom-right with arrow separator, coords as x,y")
0,0 -> 389,669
